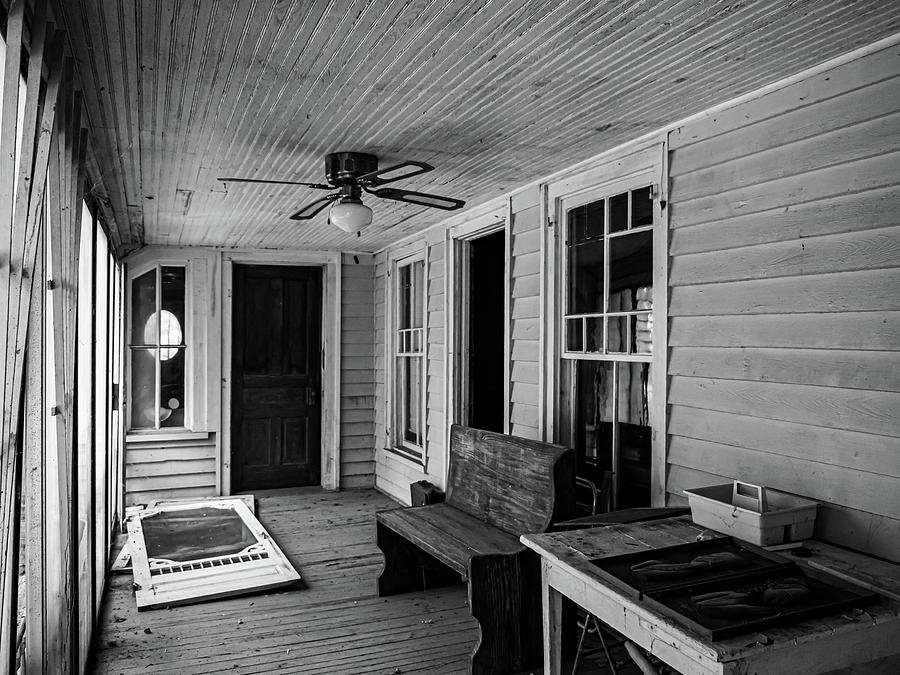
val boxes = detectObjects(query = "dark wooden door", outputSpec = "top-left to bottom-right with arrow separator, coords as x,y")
231,265 -> 322,491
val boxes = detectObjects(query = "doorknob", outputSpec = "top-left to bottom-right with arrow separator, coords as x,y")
307,387 -> 318,407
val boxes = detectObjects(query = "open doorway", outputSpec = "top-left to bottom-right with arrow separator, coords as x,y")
463,230 -> 505,432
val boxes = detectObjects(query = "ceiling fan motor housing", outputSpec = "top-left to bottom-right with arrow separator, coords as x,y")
326,152 -> 379,185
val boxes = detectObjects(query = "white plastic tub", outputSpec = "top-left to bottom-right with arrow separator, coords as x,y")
684,481 -> 819,546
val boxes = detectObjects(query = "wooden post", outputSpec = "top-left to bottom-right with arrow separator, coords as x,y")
0,2 -> 25,667
24,228 -> 45,674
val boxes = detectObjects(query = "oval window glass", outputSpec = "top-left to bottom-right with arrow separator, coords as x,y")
144,310 -> 183,360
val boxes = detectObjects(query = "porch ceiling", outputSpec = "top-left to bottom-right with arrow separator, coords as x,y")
57,0 -> 899,255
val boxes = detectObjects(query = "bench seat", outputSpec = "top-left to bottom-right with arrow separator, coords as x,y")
376,425 -> 575,674
377,503 -> 522,578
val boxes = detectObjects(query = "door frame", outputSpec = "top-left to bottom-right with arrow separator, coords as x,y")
445,204 -> 510,480
221,251 -> 341,493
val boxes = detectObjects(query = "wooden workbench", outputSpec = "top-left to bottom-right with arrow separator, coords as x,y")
520,516 -> 900,674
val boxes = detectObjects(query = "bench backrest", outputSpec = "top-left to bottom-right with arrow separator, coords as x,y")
446,425 -> 575,535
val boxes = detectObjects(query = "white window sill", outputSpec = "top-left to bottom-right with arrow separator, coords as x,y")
383,446 -> 425,469
126,429 -> 211,444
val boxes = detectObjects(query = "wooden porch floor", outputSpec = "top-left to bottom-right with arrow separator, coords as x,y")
90,488 -> 480,674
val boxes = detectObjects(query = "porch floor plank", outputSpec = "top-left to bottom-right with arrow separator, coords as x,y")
90,488 -> 479,674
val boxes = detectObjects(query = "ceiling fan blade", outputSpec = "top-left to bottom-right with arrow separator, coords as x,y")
289,193 -> 340,220
369,187 -> 465,211
219,177 -> 332,190
357,161 -> 434,186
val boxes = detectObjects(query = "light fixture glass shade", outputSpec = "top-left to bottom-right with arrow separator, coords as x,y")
329,199 -> 373,233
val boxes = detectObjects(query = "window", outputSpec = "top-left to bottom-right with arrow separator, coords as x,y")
129,266 -> 187,429
561,183 -> 657,510
390,255 -> 426,461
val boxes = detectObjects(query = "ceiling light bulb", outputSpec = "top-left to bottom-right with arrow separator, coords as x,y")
329,198 -> 373,233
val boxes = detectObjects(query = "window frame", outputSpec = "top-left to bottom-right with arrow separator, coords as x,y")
126,261 -> 189,432
386,249 -> 428,465
561,177 -> 656,362
548,142 -> 668,507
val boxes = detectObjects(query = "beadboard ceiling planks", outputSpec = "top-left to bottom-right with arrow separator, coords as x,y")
55,0 -> 900,255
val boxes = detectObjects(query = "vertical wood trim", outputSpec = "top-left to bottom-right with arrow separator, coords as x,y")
652,138 -> 670,507
503,197 -> 512,435
540,183 -> 555,441
0,0 -> 24,433
328,255 -> 342,490
220,258 -> 233,495
24,227 -> 44,674
442,230 -> 452,488
0,2 -> 25,660
421,246 -> 430,472
44,104 -> 66,675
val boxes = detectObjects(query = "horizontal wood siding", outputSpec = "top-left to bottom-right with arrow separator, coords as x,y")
124,434 -> 217,506
667,45 -> 900,562
509,202 -> 541,439
341,253 -> 375,488
425,240 -> 446,468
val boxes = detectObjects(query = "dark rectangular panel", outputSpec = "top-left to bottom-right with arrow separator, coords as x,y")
284,278 -> 309,375
282,418 -> 308,464
240,419 -> 272,466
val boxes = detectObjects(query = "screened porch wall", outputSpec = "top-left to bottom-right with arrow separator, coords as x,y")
665,43 -> 900,562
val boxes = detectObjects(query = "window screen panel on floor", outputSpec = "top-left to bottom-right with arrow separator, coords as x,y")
125,498 -> 301,610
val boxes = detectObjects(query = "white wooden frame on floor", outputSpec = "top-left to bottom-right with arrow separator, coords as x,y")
221,250 -> 342,492
126,498 -> 300,610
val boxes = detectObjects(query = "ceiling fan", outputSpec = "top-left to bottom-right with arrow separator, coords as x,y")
219,152 -> 466,234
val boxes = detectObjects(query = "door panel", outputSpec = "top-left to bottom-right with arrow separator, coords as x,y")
232,265 -> 322,490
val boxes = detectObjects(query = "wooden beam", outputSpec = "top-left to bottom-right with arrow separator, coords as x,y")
23,226 -> 45,674
0,1 -> 26,668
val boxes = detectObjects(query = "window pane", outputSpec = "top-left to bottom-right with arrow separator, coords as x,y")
567,238 -> 604,314
619,362 -> 652,508
585,316 -> 603,353
131,270 -> 156,345
608,230 -> 652,309
635,312 -> 652,354
411,260 -> 424,329
575,360 -> 614,468
398,264 -> 410,329
403,356 -> 421,444
131,348 -> 157,428
160,347 -> 186,428
160,267 -> 186,346
631,186 -> 653,228
607,316 -> 628,354
566,318 -> 583,352
568,200 -> 604,244
609,191 -> 628,233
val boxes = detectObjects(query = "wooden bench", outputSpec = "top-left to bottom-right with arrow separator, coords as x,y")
376,425 -> 575,674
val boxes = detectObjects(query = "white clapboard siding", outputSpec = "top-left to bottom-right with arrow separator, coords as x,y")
426,241 -> 446,461
340,253 -> 376,487
666,44 -> 900,562
124,434 -> 217,506
508,203 -> 542,440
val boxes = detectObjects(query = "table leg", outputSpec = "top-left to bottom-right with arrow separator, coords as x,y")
542,559 -> 563,675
